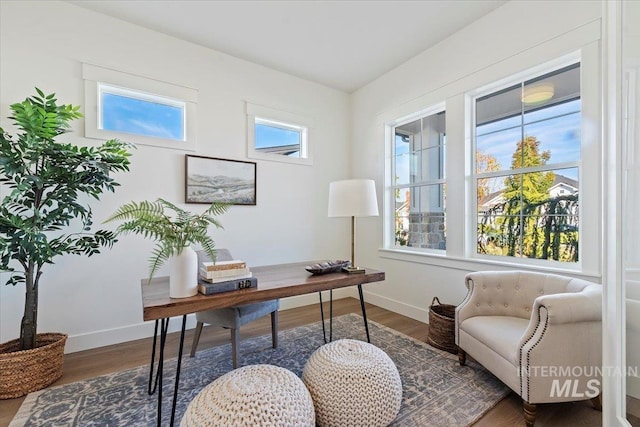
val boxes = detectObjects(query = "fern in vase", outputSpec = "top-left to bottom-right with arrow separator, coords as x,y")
104,199 -> 229,287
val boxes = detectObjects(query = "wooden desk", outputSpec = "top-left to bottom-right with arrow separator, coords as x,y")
142,261 -> 385,320
142,261 -> 385,426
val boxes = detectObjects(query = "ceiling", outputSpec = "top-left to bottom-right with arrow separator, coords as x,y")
68,0 -> 507,93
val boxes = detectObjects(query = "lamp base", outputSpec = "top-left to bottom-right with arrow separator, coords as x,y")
342,266 -> 366,274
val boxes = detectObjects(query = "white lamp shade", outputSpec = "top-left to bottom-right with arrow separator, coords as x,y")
328,179 -> 379,218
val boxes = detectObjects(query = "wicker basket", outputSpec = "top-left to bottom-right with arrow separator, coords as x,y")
0,333 -> 67,399
427,297 -> 457,354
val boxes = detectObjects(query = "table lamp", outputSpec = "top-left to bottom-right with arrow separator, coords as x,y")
328,179 -> 379,273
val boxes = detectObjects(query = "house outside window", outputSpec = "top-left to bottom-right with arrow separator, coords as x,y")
246,102 -> 313,165
254,117 -> 306,158
474,63 -> 581,263
390,107 -> 446,251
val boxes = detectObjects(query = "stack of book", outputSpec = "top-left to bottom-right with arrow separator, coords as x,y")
198,260 -> 258,295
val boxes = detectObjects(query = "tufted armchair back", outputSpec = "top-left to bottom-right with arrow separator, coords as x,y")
458,271 -> 597,322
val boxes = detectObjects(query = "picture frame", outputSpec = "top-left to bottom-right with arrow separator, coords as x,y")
185,155 -> 257,205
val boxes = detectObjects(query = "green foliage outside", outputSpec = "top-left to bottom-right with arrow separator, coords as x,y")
477,136 -> 579,262
104,199 -> 229,282
0,89 -> 133,350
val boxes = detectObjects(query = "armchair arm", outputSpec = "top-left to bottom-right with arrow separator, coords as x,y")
532,284 -> 601,325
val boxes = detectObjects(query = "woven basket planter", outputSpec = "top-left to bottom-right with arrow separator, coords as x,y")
0,333 -> 67,399
427,297 -> 457,354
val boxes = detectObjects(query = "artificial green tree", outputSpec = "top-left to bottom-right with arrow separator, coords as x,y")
0,89 -> 132,351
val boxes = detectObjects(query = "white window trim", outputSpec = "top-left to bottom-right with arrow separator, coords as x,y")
468,55 -> 583,268
83,63 -> 198,151
384,102 -> 446,253
378,40 -> 601,278
246,101 -> 313,166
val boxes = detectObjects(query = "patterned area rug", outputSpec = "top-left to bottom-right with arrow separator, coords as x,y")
10,314 -> 509,426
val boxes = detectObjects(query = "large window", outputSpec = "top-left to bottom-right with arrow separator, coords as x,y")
390,108 -> 446,250
474,63 -> 581,262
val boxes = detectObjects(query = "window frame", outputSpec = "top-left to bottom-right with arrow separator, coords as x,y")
471,62 -> 582,266
385,102 -> 447,253
379,43 -> 601,279
83,63 -> 198,151
246,102 -> 313,165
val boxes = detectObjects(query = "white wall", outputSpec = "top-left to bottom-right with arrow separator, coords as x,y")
624,3 -> 640,400
350,1 -> 602,322
0,1 -> 352,352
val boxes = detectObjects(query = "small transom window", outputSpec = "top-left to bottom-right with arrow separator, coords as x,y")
246,102 -> 313,165
98,84 -> 186,142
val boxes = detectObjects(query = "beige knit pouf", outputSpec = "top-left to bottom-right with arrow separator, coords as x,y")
181,364 -> 315,427
302,339 -> 402,427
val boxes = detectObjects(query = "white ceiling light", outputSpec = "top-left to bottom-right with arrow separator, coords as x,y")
522,82 -> 555,106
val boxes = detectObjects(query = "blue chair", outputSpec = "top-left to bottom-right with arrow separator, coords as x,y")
189,249 -> 279,368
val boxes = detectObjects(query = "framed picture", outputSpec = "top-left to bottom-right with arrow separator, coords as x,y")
185,155 -> 257,205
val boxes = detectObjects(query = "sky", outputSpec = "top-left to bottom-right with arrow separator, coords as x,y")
254,123 -> 301,149
101,92 -> 184,141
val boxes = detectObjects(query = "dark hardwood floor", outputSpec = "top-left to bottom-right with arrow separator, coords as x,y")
0,297 -> 622,426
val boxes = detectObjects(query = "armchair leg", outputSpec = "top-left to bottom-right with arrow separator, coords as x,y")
458,349 -> 466,366
591,393 -> 602,411
271,311 -> 278,349
189,322 -> 204,357
231,328 -> 240,369
523,401 -> 536,427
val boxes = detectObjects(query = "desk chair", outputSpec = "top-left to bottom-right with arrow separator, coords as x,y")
189,249 -> 279,369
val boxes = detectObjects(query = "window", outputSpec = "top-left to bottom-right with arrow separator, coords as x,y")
246,102 -> 312,165
83,63 -> 198,151
389,107 -> 446,250
99,84 -> 185,141
254,118 -> 305,157
474,63 -> 581,263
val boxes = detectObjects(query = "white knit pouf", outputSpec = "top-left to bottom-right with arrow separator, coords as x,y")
302,339 -> 402,427
181,364 -> 315,427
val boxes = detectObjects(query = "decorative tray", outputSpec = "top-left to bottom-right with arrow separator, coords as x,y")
305,260 -> 351,275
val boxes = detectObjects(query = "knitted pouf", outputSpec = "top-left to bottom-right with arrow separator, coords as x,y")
302,339 -> 402,427
181,364 -> 315,427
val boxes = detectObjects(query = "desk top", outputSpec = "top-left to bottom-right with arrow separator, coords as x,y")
141,261 -> 385,321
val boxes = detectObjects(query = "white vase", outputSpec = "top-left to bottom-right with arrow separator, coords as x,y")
169,246 -> 198,298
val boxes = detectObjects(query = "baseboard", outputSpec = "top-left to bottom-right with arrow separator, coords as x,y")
65,315 -> 199,353
65,290 -> 352,353
351,288 -> 429,324
629,375 -> 640,399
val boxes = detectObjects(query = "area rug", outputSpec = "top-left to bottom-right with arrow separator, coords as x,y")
10,313 -> 509,427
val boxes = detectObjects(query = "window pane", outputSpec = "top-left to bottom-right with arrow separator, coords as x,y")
524,110 -> 581,164
476,64 -> 581,175
391,108 -> 445,251
476,127 -> 522,173
101,92 -> 184,141
394,185 -> 446,249
394,133 -> 411,186
255,122 -> 301,157
476,167 -> 579,262
476,84 -> 521,131
394,111 -> 445,184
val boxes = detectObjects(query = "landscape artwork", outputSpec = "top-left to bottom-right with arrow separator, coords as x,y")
185,155 -> 256,205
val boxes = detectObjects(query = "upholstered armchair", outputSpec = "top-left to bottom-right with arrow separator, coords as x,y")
190,249 -> 279,369
455,271 -> 602,427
